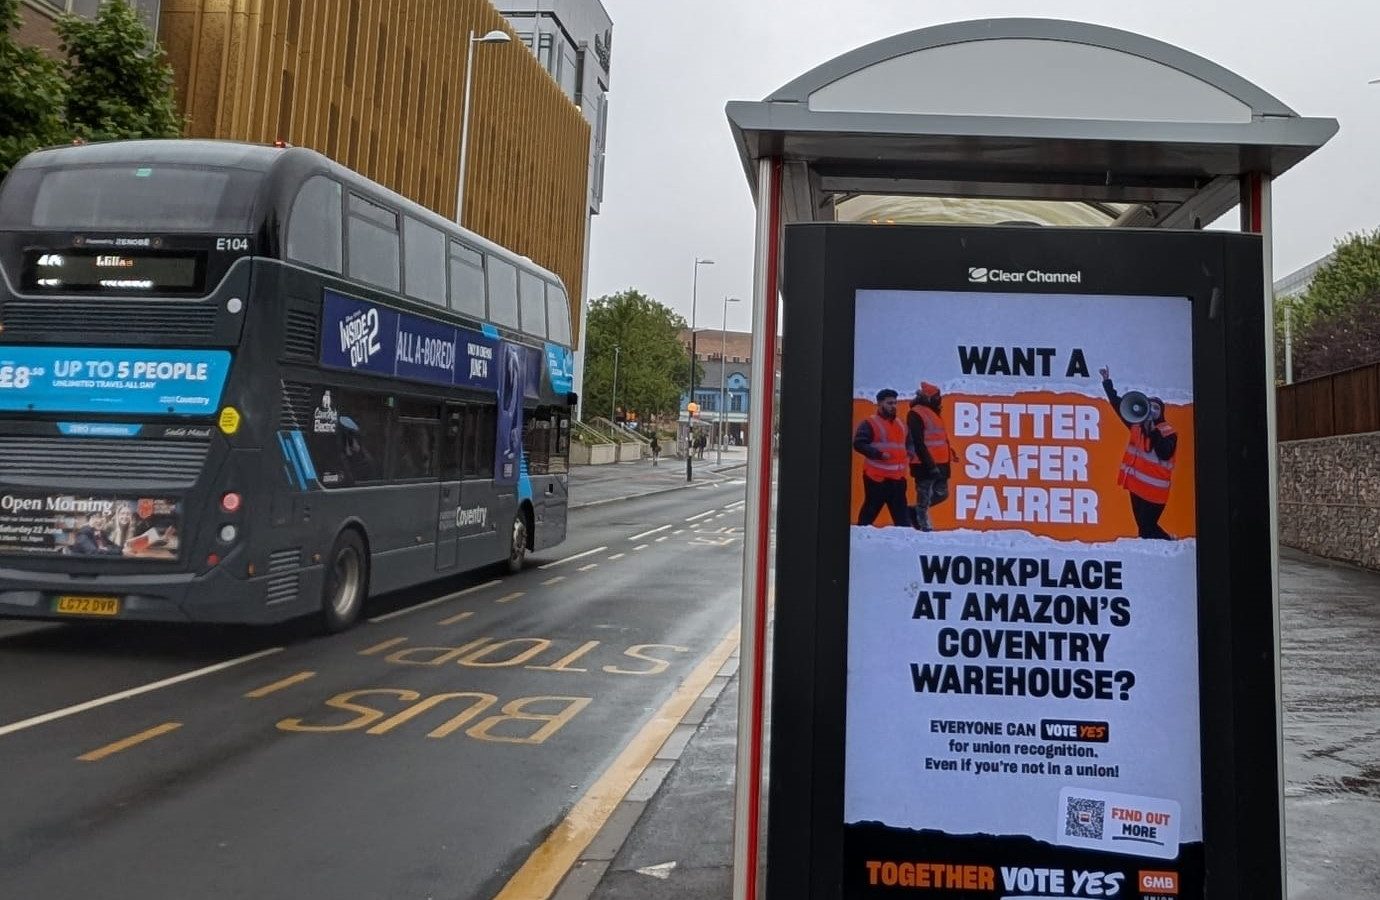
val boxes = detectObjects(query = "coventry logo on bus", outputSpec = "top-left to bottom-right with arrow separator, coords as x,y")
339,307 -> 383,367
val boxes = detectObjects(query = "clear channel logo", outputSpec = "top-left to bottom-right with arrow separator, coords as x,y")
968,266 -> 1082,285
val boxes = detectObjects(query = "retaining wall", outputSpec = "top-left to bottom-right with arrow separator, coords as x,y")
1278,432 -> 1380,570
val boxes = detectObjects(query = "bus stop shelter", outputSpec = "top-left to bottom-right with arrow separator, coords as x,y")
724,18 -> 1337,900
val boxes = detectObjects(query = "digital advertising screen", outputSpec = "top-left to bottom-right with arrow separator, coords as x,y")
768,223 -> 1279,900
844,289 -> 1203,896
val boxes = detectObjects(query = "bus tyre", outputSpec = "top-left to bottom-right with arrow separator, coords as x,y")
507,512 -> 528,574
321,529 -> 368,633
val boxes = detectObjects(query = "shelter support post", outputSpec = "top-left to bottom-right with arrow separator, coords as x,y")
1240,171 -> 1287,899
733,156 -> 781,900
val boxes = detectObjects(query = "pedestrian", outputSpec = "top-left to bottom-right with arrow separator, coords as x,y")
907,382 -> 952,531
1101,366 -> 1177,539
649,433 -> 661,466
853,388 -> 912,526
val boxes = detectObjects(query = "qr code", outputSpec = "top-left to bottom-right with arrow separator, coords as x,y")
1064,797 -> 1106,840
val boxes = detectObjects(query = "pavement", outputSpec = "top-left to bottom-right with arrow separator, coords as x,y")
547,516 -> 1380,898
569,447 -> 748,509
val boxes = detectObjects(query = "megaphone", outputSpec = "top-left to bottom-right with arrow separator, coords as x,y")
1119,390 -> 1152,424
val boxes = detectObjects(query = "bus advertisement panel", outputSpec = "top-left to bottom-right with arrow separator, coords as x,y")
0,492 -> 181,559
319,289 -> 499,391
0,347 -> 230,414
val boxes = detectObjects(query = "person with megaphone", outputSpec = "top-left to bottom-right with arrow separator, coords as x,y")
1101,366 -> 1178,539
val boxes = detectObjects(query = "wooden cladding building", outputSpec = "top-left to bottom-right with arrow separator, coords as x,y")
159,0 -> 591,345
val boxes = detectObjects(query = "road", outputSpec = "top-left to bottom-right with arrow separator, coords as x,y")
0,478 -> 747,900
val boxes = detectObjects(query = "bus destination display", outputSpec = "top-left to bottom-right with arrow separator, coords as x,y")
23,250 -> 202,293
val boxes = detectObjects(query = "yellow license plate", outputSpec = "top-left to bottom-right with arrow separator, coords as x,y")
54,595 -> 121,616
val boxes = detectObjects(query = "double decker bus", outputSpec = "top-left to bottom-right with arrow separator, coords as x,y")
0,140 -> 576,631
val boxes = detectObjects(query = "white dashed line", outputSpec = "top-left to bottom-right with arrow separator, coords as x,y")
577,563 -> 598,572
0,648 -> 283,739
538,546 -> 609,570
632,544 -> 649,551
655,536 -> 669,542
370,579 -> 501,622
543,576 -> 566,585
629,525 -> 671,541
685,510 -> 717,522
608,553 -> 625,561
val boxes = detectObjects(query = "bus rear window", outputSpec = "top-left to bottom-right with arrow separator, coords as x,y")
0,164 -> 261,232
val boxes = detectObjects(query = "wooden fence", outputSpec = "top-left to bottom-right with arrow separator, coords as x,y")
1277,361 -> 1380,441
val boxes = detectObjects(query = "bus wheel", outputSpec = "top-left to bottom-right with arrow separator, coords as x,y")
321,529 -> 368,632
507,512 -> 528,574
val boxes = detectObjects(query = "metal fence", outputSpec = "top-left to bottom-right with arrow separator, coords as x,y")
1277,361 -> 1380,441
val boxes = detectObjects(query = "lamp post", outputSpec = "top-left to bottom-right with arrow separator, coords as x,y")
718,296 -> 742,465
687,257 -> 714,481
454,29 -> 512,225
610,344 -> 621,426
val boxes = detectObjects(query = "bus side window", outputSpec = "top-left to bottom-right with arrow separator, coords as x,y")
518,269 -> 547,339
460,404 -> 479,479
347,193 -> 400,292
286,176 -> 343,273
394,399 -> 440,480
442,406 -> 464,481
545,282 -> 572,346
476,404 -> 497,478
448,241 -> 486,320
486,256 -> 519,330
523,407 -> 552,475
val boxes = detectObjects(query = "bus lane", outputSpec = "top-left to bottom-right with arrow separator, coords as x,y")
0,486 -> 745,900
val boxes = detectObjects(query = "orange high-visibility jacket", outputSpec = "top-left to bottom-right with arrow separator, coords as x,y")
910,405 -> 951,465
862,415 -> 909,482
1117,422 -> 1176,504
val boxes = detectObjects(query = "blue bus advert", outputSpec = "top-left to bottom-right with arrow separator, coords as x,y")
0,347 -> 231,415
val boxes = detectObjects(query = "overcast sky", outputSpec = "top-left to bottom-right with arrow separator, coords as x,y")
586,0 -> 1380,334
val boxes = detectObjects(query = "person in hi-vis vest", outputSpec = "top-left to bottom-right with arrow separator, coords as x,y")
853,388 -> 912,527
907,382 -> 952,531
1101,366 -> 1178,539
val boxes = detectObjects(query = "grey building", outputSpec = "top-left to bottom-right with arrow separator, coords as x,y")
1274,251 -> 1333,299
498,0 -> 612,417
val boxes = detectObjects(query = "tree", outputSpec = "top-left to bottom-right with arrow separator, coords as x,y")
0,0 -> 68,178
583,290 -> 700,423
57,0 -> 182,143
1278,229 -> 1380,380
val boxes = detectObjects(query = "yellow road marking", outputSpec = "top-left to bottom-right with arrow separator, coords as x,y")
78,722 -> 182,762
577,563 -> 598,572
543,576 -> 566,586
495,626 -> 740,900
496,592 -> 525,604
244,671 -> 316,698
359,637 -> 408,656
438,610 -> 476,626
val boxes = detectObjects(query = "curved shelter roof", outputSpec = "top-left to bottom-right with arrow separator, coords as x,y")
726,18 -> 1337,226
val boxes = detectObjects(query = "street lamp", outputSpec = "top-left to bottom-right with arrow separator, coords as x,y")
717,296 -> 742,465
610,344 -> 621,426
687,257 -> 714,481
455,28 -> 512,225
